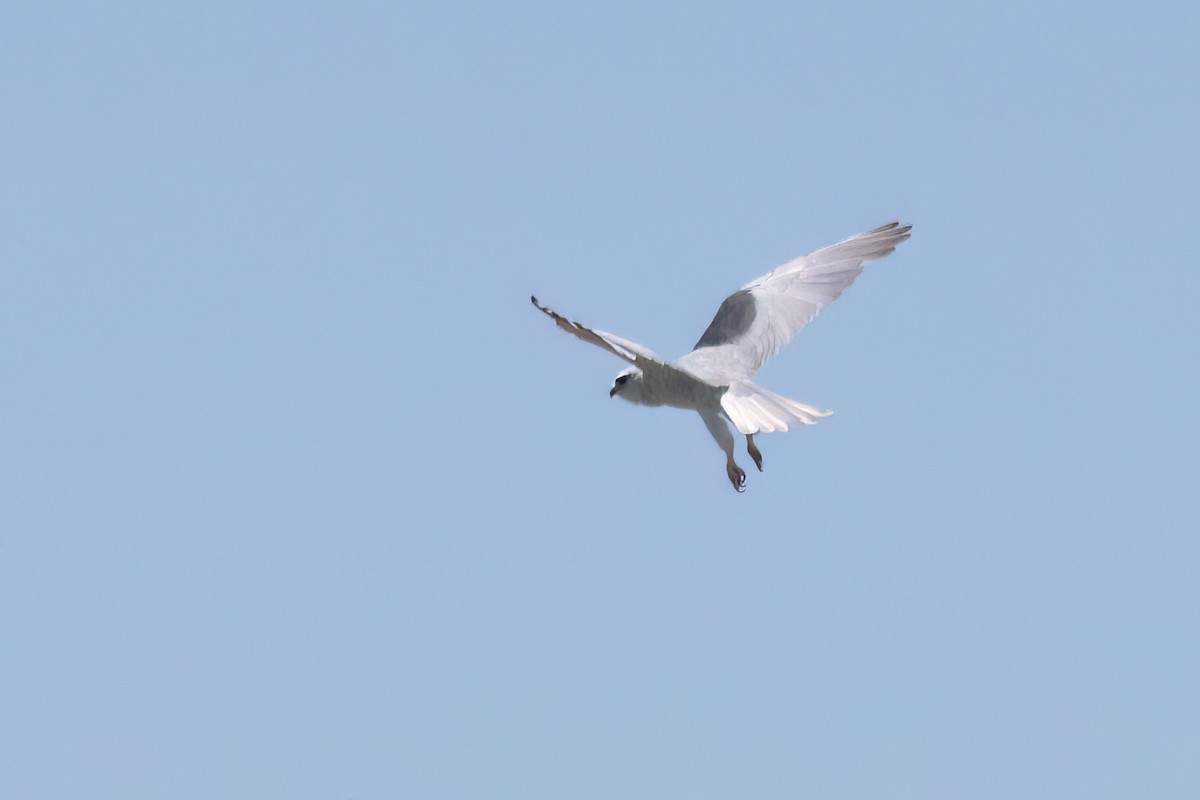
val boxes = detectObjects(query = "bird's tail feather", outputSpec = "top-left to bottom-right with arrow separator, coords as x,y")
721,381 -> 832,434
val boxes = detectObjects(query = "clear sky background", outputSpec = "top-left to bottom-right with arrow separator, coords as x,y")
3,2 -> 1198,798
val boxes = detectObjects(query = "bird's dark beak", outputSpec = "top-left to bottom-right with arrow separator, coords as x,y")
609,386 -> 618,398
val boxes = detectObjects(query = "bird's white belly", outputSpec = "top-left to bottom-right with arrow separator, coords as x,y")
641,369 -> 722,410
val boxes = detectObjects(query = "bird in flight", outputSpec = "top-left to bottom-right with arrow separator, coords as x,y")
532,221 -> 911,492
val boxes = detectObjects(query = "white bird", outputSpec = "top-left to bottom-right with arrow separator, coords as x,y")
532,221 -> 911,492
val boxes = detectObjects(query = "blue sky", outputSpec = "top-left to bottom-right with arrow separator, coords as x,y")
3,2 -> 1198,798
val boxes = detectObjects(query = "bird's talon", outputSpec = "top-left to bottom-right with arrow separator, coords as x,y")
727,463 -> 747,492
746,436 -> 764,472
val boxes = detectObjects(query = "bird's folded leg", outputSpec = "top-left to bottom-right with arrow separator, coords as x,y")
700,408 -> 748,493
746,434 -> 763,472
726,460 -> 747,492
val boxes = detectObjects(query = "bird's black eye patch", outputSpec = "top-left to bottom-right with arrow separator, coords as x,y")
616,376 -> 627,385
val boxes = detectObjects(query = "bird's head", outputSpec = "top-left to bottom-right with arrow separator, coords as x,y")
609,367 -> 644,403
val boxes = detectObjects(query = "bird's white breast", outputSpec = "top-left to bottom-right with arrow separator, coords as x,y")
639,366 -> 723,410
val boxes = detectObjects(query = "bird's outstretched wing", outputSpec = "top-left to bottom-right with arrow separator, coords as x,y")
532,296 -> 733,409
676,222 -> 911,383
530,296 -> 663,365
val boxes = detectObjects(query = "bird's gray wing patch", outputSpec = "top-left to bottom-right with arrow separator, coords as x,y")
693,290 -> 757,349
